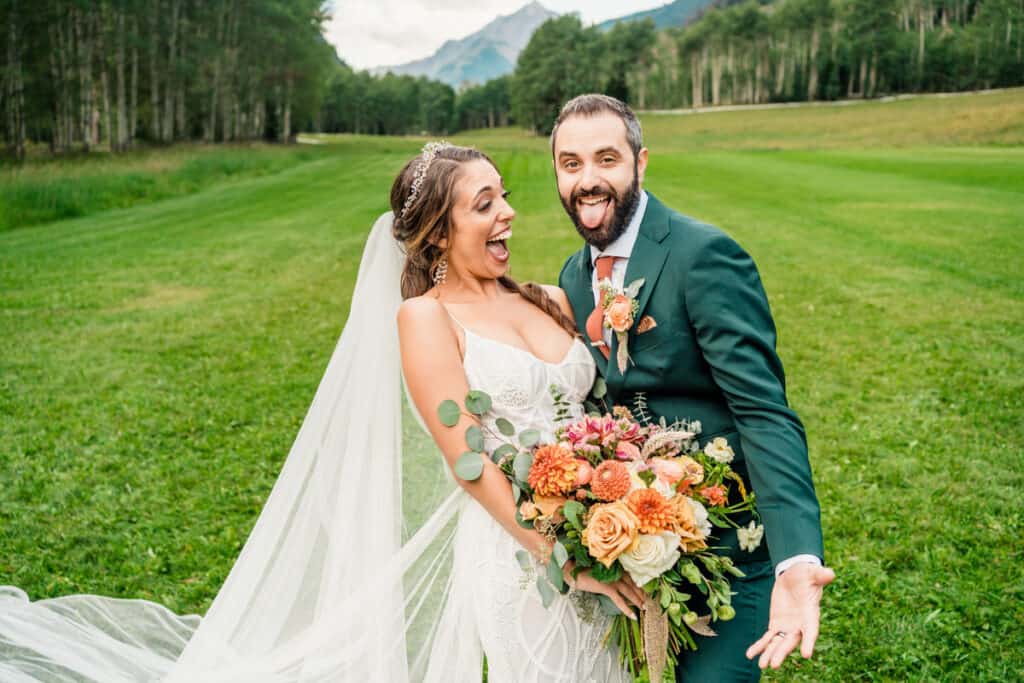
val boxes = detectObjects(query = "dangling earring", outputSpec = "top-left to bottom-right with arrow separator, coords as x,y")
431,255 -> 448,286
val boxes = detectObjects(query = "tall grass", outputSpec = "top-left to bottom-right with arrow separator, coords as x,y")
0,144 -> 330,231
1,91 -> 1022,681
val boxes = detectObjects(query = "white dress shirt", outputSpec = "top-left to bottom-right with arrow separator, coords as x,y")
590,191 -> 648,349
588,189 -> 820,578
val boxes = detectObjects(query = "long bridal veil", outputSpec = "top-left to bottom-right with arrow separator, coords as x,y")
0,213 -> 475,682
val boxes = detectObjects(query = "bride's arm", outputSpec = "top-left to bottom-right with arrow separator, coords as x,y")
398,297 -> 644,617
398,297 -> 556,562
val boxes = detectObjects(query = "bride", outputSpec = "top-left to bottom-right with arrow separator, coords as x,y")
0,142 -> 640,682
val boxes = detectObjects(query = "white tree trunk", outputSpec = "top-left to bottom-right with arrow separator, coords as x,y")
807,27 -> 820,100
116,8 -> 127,151
149,1 -> 160,140
129,16 -> 138,145
281,74 -> 293,142
75,6 -> 94,151
163,0 -> 180,141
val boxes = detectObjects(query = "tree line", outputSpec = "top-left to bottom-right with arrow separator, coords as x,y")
1,0 -> 331,161
3,0 -> 1022,159
511,0 -> 1024,133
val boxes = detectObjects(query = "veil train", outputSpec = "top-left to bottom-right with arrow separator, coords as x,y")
0,213 -> 474,682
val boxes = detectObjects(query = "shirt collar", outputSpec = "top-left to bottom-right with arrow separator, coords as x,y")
589,190 -> 648,266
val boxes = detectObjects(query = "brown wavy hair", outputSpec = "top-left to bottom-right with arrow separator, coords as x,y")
390,145 -> 577,337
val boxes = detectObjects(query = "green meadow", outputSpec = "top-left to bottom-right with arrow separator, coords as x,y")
2,90 -> 1022,681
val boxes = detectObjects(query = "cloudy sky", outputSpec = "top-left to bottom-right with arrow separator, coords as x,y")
324,1 -> 667,70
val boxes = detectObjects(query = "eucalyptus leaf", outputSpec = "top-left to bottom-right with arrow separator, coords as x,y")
516,549 -> 532,572
596,594 -> 622,617
464,390 -> 492,415
437,400 -> 460,427
465,425 -> 485,452
513,450 -> 533,485
592,376 -> 608,400
453,452 -> 483,481
518,429 -> 540,448
511,482 -> 522,503
547,558 -> 565,592
536,576 -> 555,608
552,541 -> 569,568
495,417 -> 515,436
492,444 -> 518,462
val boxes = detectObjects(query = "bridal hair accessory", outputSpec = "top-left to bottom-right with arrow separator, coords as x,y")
431,254 -> 448,285
400,140 -> 451,219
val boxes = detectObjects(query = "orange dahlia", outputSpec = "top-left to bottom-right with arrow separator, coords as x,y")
668,495 -> 709,552
590,460 -> 632,501
626,488 -> 675,534
527,444 -> 578,497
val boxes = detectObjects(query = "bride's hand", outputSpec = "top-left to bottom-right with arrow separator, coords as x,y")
566,564 -> 646,620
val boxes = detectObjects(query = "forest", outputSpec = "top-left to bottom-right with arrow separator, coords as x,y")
2,0 -> 1022,157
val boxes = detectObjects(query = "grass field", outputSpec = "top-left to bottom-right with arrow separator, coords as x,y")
2,90 -> 1022,681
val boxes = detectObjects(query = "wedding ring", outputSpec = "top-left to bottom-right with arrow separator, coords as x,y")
772,631 -> 787,639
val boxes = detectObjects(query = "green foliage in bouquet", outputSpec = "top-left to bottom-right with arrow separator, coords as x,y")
437,389 -> 760,680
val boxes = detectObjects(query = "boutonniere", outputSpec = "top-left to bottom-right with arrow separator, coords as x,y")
598,276 -> 645,374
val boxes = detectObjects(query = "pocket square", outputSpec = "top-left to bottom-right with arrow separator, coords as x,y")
636,315 -> 657,334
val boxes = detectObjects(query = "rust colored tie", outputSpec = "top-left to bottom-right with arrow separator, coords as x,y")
586,256 -> 618,359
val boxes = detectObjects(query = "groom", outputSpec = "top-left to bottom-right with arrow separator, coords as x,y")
554,94 -> 834,680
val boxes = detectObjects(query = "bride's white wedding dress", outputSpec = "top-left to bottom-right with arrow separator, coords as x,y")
425,317 -> 630,683
0,213 -> 630,682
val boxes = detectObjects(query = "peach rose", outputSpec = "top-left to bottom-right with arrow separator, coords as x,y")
581,501 -> 640,567
519,501 -> 539,521
650,457 -> 685,485
605,294 -> 634,333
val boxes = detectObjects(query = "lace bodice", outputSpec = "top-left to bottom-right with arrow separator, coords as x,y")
457,325 -> 596,448
428,318 -> 628,683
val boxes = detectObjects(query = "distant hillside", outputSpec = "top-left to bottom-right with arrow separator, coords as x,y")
598,0 -> 717,31
372,1 -> 556,89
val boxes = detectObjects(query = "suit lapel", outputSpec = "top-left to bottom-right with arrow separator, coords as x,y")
606,194 -> 671,389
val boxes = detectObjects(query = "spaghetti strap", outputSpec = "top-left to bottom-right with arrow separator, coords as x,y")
440,304 -> 467,331
440,304 -> 468,359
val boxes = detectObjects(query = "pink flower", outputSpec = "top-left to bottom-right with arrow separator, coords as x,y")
700,485 -> 728,507
649,457 -> 685,485
616,441 -> 642,461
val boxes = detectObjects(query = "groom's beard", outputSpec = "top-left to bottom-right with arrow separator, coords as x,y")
561,170 -> 641,252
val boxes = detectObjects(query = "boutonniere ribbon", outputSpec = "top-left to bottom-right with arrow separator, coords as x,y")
597,276 -> 645,374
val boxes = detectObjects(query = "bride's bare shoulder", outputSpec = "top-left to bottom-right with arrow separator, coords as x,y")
539,284 -> 575,322
397,296 -> 458,345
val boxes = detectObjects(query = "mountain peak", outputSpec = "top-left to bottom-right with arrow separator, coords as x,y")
372,2 -> 557,89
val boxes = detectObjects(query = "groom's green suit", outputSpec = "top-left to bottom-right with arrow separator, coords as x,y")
559,193 -> 824,681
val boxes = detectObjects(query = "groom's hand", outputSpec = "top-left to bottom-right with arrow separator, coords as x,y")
746,563 -> 835,669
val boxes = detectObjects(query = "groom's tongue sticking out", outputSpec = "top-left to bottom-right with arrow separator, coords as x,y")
566,177 -> 640,251
552,109 -> 649,252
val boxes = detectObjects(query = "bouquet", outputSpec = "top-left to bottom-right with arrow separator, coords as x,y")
437,388 -> 760,681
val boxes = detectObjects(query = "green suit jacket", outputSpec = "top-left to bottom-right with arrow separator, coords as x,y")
558,193 -> 824,566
